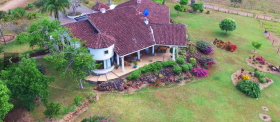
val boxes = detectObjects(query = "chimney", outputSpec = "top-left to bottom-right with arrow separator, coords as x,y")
100,8 -> 106,13
108,0 -> 111,6
137,0 -> 141,4
144,18 -> 149,25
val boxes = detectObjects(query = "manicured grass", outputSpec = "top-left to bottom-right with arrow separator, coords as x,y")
262,20 -> 280,37
30,2 -> 280,121
0,41 -> 36,57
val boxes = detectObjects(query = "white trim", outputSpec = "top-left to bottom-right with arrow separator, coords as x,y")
117,54 -> 120,65
93,65 -> 115,75
121,57 -> 125,71
150,26 -> 156,43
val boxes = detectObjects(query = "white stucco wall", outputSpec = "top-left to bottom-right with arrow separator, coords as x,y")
88,44 -> 114,61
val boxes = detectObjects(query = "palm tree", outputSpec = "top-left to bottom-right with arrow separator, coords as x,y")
43,0 -> 71,20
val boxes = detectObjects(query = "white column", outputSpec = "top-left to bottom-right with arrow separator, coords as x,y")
117,54 -> 120,65
152,46 -> 154,55
121,57 -> 125,71
107,59 -> 111,68
172,47 -> 175,60
137,51 -> 140,60
104,60 -> 107,69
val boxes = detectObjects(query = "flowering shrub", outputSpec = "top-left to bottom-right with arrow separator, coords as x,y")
198,56 -> 216,69
256,56 -> 266,64
197,40 -> 214,54
192,68 -> 209,77
229,45 -> 237,52
242,75 -> 250,80
176,57 -> 185,64
173,65 -> 182,74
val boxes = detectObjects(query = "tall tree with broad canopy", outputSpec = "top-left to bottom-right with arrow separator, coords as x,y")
230,0 -> 242,7
0,55 -> 55,111
219,18 -> 237,35
44,27 -> 101,89
174,4 -> 184,16
0,81 -> 14,121
42,0 -> 71,20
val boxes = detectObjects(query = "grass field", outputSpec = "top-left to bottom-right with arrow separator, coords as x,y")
29,1 -> 280,121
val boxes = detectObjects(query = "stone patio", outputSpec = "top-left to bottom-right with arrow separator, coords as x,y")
86,49 -> 173,82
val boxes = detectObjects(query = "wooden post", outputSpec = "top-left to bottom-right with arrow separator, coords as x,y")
0,27 -> 6,45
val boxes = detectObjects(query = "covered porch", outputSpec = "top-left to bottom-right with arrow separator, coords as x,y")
86,46 -> 177,82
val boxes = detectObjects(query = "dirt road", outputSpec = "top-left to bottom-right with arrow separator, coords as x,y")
0,0 -> 27,11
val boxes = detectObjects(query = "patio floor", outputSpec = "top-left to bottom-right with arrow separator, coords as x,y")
86,48 -> 173,82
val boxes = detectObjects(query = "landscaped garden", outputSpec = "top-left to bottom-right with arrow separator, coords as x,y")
1,0 -> 280,121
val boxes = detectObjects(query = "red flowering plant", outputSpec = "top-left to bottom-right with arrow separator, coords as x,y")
151,79 -> 161,87
229,45 -> 237,52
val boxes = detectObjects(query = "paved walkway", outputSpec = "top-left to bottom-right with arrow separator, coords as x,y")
50,4 -> 93,25
203,4 -> 280,22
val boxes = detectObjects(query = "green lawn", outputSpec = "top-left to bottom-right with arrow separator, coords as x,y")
30,2 -> 280,122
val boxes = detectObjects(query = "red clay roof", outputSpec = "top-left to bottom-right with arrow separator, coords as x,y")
115,0 -> 170,24
92,2 -> 110,11
63,20 -> 98,44
151,24 -> 187,46
86,33 -> 115,49
87,6 -> 154,56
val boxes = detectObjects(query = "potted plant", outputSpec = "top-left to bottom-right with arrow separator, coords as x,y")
133,61 -> 138,68
115,64 -> 119,69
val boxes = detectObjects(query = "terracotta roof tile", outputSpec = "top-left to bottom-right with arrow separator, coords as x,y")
151,24 -> 186,46
86,33 -> 115,49
116,0 -> 170,24
92,2 -> 110,11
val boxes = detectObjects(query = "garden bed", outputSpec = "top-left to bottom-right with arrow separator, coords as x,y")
231,69 -> 274,90
246,55 -> 280,76
0,34 -> 16,43
212,39 -> 237,53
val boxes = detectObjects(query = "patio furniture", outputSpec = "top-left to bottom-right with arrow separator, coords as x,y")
158,46 -> 167,52
124,61 -> 131,66
132,57 -> 137,62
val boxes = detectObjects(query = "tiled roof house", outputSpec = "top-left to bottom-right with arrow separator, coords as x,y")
63,0 -> 187,74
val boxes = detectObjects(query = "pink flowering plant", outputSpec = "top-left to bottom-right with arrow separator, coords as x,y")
192,68 -> 209,77
256,56 -> 266,64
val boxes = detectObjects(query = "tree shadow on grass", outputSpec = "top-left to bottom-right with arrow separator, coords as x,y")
212,30 -> 233,39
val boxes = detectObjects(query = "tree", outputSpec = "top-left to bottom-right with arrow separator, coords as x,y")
0,81 -> 14,121
44,102 -> 61,120
219,18 -> 237,35
179,0 -> 189,6
153,0 -> 163,4
192,2 -> 204,12
0,55 -> 55,110
230,0 -> 242,7
252,41 -> 262,52
174,4 -> 184,16
42,0 -> 71,20
71,0 -> 81,15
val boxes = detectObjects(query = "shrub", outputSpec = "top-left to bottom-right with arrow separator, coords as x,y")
242,75 -> 250,80
192,68 -> 209,77
27,3 -> 35,9
189,58 -> 196,66
197,40 -> 214,54
12,7 -> 28,18
81,115 -> 110,122
62,107 -> 70,114
127,69 -> 141,80
89,98 -> 94,103
172,20 -> 179,24
69,105 -> 76,112
27,12 -> 39,20
150,62 -> 163,71
236,80 -> 261,98
173,65 -> 182,74
198,56 -> 215,69
0,11 -> 7,19
259,78 -> 266,83
15,32 -> 29,44
254,71 -> 261,78
181,64 -> 189,72
140,65 -> 151,73
74,96 -> 82,106
186,63 -> 193,70
206,10 -> 210,14
176,57 -> 185,64
162,60 -> 176,67
43,102 -> 61,119
88,92 -> 94,98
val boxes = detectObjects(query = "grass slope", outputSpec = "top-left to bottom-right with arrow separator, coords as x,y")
31,2 -> 280,122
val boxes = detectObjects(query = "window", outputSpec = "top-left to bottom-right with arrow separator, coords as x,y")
104,50 -> 108,54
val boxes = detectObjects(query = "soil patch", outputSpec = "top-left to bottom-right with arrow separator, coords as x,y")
4,107 -> 33,122
259,113 -> 271,121
246,56 -> 280,76
0,34 -> 16,43
262,106 -> 269,111
251,50 -> 258,54
231,69 -> 274,90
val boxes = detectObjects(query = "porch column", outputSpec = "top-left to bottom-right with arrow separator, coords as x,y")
107,59 -> 111,68
172,47 -> 175,60
117,54 -> 120,65
121,57 -> 125,71
152,45 -> 154,55
137,51 -> 140,60
104,60 -> 107,69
